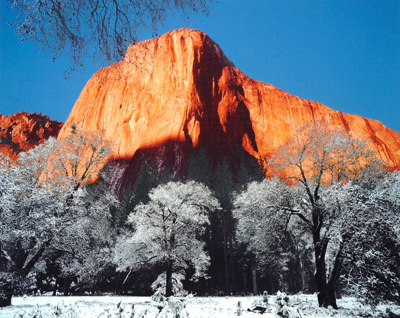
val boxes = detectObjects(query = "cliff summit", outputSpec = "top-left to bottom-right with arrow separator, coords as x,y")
55,28 -> 400,186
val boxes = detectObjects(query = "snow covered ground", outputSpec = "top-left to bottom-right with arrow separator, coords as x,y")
1,294 -> 399,317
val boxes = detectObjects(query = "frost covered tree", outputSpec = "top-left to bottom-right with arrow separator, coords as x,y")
268,122 -> 383,308
6,0 -> 213,72
330,172 -> 400,305
44,182 -> 118,293
234,179 -> 292,286
0,126 -> 116,306
15,125 -> 113,277
234,122 -> 384,309
48,123 -> 112,191
114,181 -> 220,297
234,179 -> 313,294
0,141 -> 56,281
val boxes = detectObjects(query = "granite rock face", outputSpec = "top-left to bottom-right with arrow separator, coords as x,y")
58,29 -> 400,187
0,112 -> 63,159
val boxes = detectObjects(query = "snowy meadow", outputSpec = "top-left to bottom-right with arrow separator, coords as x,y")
1,294 -> 400,318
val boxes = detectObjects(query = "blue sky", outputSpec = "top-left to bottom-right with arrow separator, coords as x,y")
1,1 -> 399,133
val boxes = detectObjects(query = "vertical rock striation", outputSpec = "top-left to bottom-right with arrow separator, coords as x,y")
58,29 -> 400,187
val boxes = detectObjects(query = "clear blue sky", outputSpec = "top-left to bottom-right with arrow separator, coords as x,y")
1,1 -> 399,133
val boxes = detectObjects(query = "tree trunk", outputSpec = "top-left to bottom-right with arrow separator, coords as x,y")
251,257 -> 258,295
22,238 -> 52,277
165,262 -> 173,297
223,214 -> 230,295
313,238 -> 338,309
53,278 -> 58,296
289,232 -> 307,293
0,238 -> 52,308
299,256 -> 307,293
0,243 -> 13,307
229,236 -> 237,294
0,294 -> 11,308
310,203 -> 339,309
241,266 -> 247,295
328,244 -> 344,305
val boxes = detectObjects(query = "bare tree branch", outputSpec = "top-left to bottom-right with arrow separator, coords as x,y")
6,0 -> 213,73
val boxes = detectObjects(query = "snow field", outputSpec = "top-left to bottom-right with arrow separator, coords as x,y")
1,295 -> 399,318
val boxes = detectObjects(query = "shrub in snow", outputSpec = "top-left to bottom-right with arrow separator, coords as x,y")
32,305 -> 43,318
151,272 -> 188,297
251,297 -> 263,308
53,302 -> 79,318
98,301 -> 136,318
276,291 -> 303,318
157,297 -> 189,318
151,290 -> 167,312
235,301 -> 242,316
109,301 -> 125,318
276,291 -> 290,318
152,290 -> 166,304
263,290 -> 269,305
122,305 -> 161,318
151,291 -> 190,318
248,295 -> 268,315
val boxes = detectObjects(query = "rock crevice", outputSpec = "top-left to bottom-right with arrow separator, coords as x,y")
56,28 -> 400,185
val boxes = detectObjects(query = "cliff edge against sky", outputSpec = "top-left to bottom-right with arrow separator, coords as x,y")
37,29 -> 400,183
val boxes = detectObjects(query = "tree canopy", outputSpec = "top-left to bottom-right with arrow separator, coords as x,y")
1,120 -> 399,307
234,122 -> 387,309
0,128 -> 117,306
113,180 -> 220,297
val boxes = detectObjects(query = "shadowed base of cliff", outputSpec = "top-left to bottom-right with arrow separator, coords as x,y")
102,138 -> 265,199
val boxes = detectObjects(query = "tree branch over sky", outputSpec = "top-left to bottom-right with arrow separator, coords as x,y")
6,0 -> 213,72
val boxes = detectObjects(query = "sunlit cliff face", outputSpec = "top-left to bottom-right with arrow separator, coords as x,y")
55,28 -> 400,186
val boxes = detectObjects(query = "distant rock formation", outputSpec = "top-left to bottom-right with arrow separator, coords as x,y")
0,112 -> 63,159
55,28 -> 400,187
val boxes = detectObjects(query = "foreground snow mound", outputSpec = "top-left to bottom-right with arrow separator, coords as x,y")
0,295 -> 399,318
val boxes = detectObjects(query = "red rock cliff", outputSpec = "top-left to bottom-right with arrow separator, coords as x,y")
0,112 -> 63,160
59,29 -> 400,186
